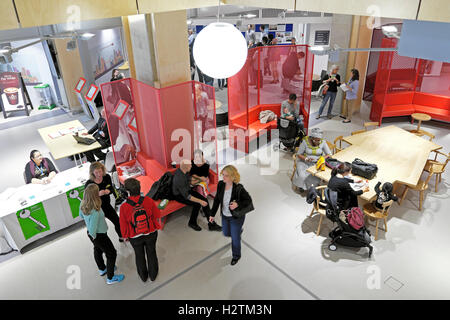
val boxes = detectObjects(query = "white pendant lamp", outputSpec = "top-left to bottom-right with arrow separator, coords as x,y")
193,5 -> 248,79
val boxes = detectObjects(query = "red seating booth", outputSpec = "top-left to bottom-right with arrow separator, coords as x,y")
100,79 -> 219,228
371,38 -> 450,124
228,44 -> 314,153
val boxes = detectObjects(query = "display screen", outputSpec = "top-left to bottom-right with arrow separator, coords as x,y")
128,116 -> 137,131
113,100 -> 130,119
86,85 -> 98,99
74,78 -> 86,92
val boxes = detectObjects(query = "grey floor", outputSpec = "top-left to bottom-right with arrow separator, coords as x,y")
0,93 -> 449,299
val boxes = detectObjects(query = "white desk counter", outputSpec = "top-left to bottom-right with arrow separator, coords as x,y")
0,164 -> 90,252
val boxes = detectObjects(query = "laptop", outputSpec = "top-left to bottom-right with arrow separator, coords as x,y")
73,135 -> 96,145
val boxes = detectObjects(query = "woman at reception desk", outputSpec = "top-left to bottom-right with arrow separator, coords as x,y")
24,150 -> 58,184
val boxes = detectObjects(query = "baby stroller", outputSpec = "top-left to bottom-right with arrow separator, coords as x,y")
274,117 -> 304,152
324,188 -> 373,258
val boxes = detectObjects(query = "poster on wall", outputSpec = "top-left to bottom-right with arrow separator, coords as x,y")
66,186 -> 84,219
16,202 -> 50,240
0,72 -> 30,117
88,28 -> 125,80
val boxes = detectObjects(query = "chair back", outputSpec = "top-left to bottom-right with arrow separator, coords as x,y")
422,168 -> 437,190
364,122 -> 379,131
326,141 -> 336,155
333,136 -> 344,152
421,130 -> 435,141
380,199 -> 394,215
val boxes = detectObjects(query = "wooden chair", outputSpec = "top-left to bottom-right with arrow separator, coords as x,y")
291,154 -> 297,181
309,186 -> 327,236
333,136 -> 345,153
423,150 -> 449,192
399,168 -> 436,210
363,200 -> 394,240
419,130 -> 435,142
326,141 -> 336,155
351,122 -> 379,135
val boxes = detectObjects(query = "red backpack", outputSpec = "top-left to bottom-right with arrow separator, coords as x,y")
126,197 -> 152,235
346,207 -> 365,230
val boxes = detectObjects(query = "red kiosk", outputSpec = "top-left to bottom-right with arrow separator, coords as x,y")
371,38 -> 450,124
227,44 -> 314,153
100,78 -> 219,228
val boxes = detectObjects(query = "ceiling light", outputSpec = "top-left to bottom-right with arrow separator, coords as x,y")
187,20 -> 193,25
193,22 -> 248,79
245,14 -> 256,18
80,32 -> 95,40
0,49 -> 10,54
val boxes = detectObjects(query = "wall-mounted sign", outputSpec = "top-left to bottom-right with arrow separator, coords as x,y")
128,116 -> 137,132
85,84 -> 99,101
314,30 -> 330,46
74,77 -> 86,93
112,99 -> 130,120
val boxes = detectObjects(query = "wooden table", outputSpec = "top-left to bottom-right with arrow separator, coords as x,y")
410,112 -> 432,135
307,125 -> 442,201
38,120 -> 101,165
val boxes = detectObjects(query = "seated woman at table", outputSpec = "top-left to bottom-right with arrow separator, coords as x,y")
328,162 -> 369,210
190,150 -> 211,198
25,150 -> 58,184
292,128 -> 332,192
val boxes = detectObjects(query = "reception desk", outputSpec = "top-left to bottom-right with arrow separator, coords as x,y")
0,164 -> 90,252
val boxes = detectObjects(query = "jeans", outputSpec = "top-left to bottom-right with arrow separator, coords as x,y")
222,215 -> 245,259
318,91 -> 337,117
129,231 -> 158,282
102,203 -> 122,238
218,79 -> 225,88
88,232 -> 117,280
173,191 -> 211,225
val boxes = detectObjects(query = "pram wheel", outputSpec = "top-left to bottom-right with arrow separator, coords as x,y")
328,244 -> 337,251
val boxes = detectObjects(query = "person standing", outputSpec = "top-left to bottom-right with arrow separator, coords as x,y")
317,65 -> 341,119
110,69 -> 124,82
342,69 -> 360,123
269,38 -> 281,84
245,24 -> 256,45
80,184 -> 125,285
210,165 -> 253,265
85,162 -> 123,242
120,178 -> 161,283
172,159 -> 222,232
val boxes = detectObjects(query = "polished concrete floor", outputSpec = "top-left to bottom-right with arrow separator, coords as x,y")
0,99 -> 449,299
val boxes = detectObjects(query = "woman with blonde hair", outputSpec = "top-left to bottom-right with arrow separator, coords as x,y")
85,162 -> 123,241
80,184 -> 124,285
210,165 -> 254,265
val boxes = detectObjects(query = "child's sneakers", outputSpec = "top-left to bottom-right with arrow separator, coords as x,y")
106,274 -> 125,285
99,266 -> 117,276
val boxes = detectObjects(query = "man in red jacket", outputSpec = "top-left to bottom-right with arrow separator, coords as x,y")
120,178 -> 161,282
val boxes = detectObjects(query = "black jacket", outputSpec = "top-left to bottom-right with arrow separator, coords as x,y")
328,175 -> 363,210
210,181 -> 252,218
88,117 -> 110,148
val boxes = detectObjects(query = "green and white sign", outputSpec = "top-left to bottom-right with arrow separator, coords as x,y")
66,186 -> 85,219
16,202 -> 50,240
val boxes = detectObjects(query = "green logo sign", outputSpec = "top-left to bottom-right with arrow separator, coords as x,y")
66,186 -> 85,219
17,203 -> 50,240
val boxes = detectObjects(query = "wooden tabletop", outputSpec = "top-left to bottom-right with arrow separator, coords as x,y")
411,113 -> 432,121
307,125 -> 441,201
38,120 -> 102,160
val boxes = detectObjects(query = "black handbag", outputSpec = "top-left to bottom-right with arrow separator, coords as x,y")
231,184 -> 254,219
325,157 -> 342,169
351,158 -> 378,180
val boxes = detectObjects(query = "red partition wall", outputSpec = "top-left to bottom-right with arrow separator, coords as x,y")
228,44 -> 313,153
371,38 -> 450,123
101,78 -> 140,167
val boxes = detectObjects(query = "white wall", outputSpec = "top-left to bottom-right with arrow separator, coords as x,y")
306,23 -> 332,76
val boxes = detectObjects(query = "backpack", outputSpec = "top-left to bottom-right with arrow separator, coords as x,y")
147,172 -> 174,200
346,207 -> 365,231
126,197 -> 152,235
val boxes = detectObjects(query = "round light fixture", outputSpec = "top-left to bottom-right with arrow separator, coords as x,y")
193,22 -> 247,79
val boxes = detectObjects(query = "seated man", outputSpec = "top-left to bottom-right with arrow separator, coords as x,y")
280,93 -> 305,138
25,150 -> 58,184
82,109 -> 110,163
172,159 -> 221,232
